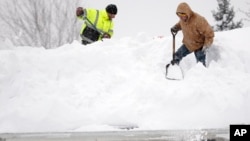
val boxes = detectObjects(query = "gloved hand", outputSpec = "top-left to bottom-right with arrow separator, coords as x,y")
170,26 -> 178,34
76,7 -> 84,16
202,45 -> 209,52
171,59 -> 179,65
102,33 -> 111,39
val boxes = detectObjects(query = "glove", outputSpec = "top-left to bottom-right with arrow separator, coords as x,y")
102,33 -> 111,39
170,26 -> 178,34
202,45 -> 209,52
76,7 -> 84,16
171,59 -> 179,65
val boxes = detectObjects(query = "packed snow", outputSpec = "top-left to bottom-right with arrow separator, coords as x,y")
0,27 -> 250,133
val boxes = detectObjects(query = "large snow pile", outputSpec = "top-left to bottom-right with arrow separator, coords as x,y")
0,28 -> 250,133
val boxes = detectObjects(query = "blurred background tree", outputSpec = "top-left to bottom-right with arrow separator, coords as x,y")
212,0 -> 243,31
239,2 -> 250,23
0,0 -> 81,49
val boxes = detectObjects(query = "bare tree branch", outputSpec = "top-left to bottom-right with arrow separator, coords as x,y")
0,0 -> 80,48
239,2 -> 250,22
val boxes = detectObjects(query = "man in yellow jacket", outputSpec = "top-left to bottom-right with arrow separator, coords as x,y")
170,2 -> 214,66
76,4 -> 117,45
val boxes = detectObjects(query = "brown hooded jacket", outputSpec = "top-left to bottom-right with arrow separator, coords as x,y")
174,2 -> 214,52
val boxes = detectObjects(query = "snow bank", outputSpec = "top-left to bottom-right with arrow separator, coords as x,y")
0,28 -> 250,133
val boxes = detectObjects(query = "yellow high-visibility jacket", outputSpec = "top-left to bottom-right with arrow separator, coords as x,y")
78,8 -> 114,40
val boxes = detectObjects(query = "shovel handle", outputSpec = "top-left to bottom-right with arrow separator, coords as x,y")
171,31 -> 177,60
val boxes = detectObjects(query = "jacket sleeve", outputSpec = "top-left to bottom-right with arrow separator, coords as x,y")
108,22 -> 114,37
174,22 -> 182,30
197,17 -> 214,47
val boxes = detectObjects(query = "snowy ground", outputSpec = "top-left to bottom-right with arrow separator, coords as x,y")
0,28 -> 250,133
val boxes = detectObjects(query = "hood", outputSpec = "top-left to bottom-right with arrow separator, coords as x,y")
176,2 -> 193,19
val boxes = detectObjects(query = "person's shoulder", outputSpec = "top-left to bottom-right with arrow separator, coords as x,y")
86,8 -> 98,12
99,9 -> 107,13
191,12 -> 209,26
193,12 -> 208,21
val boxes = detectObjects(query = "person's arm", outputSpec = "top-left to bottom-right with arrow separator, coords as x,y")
104,22 -> 114,38
171,22 -> 181,33
199,18 -> 214,47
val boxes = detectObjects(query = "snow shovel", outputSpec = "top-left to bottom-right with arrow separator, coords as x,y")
165,31 -> 184,80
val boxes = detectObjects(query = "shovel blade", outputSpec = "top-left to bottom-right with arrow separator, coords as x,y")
165,63 -> 183,80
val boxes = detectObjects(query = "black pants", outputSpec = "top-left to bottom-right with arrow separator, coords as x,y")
81,40 -> 90,45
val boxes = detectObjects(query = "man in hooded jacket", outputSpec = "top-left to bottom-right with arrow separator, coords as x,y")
76,4 -> 117,45
170,2 -> 214,66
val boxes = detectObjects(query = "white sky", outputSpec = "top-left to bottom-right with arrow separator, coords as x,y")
80,0 -> 250,38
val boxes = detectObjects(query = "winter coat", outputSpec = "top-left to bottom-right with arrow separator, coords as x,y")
174,2 -> 214,52
78,9 -> 114,40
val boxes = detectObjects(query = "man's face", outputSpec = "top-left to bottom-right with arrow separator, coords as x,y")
108,13 -> 116,20
177,12 -> 188,22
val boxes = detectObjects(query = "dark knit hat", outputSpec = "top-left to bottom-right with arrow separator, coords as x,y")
106,4 -> 117,15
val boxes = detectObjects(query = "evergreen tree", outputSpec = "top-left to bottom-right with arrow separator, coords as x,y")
212,0 -> 243,31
